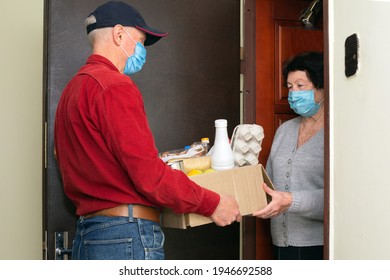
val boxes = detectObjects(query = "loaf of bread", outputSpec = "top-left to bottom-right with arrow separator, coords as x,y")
181,156 -> 211,173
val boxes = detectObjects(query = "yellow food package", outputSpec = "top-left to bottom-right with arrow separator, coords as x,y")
187,169 -> 203,176
182,156 -> 211,173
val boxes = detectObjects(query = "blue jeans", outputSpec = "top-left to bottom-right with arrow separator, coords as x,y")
71,205 -> 165,260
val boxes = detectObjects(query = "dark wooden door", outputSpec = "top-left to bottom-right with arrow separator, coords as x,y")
242,0 -> 324,259
256,0 -> 324,165
43,0 -> 241,260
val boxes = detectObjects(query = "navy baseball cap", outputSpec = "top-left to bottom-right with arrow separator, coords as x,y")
86,1 -> 168,46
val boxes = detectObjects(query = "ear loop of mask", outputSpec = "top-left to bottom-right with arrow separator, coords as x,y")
124,29 -> 138,45
315,87 -> 325,106
120,29 -> 138,57
120,45 -> 130,57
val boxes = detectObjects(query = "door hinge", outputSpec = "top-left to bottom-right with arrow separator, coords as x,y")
42,230 -> 48,260
55,231 -> 72,260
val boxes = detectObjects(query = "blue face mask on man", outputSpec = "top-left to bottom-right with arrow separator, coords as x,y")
288,89 -> 323,117
120,29 -> 147,75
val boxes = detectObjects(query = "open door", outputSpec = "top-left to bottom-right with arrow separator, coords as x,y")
242,0 -> 325,259
43,0 -> 241,260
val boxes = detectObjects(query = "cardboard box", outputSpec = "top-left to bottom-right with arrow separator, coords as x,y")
161,164 -> 273,229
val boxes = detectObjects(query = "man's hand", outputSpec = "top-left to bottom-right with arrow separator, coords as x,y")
210,194 -> 242,226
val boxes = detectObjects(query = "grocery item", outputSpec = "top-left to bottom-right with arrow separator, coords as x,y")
187,169 -> 203,176
182,156 -> 211,174
230,124 -> 264,167
203,168 -> 215,174
167,160 -> 184,172
201,137 -> 210,154
211,119 -> 234,170
159,143 -> 205,162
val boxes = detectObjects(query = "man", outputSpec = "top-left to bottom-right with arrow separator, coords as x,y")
54,1 -> 241,260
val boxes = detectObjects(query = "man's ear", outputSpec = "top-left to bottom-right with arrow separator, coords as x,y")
113,24 -> 124,46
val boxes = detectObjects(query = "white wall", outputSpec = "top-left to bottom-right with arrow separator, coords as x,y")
0,0 -> 43,259
330,0 -> 390,259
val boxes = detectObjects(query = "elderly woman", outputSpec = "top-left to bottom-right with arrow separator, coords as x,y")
254,52 -> 324,260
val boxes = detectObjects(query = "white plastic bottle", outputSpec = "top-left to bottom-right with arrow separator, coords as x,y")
211,119 -> 234,170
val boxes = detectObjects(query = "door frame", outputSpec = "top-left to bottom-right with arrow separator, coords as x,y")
323,0 -> 330,260
241,0 -> 329,260
241,0 -> 257,260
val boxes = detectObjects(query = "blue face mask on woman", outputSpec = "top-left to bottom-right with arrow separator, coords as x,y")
288,89 -> 322,117
120,30 -> 147,75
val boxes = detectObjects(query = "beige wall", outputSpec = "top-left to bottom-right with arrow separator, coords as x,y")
0,0 -> 44,259
330,0 -> 390,259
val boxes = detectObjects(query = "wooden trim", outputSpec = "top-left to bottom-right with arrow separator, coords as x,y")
243,0 -> 256,125
241,0 -> 257,260
255,0 -> 274,260
323,0 -> 330,260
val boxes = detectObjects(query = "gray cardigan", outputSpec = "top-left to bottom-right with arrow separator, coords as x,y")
266,117 -> 324,247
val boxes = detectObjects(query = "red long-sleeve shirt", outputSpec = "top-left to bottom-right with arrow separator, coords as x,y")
54,54 -> 219,216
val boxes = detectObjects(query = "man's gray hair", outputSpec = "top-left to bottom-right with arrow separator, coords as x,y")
85,15 -> 112,45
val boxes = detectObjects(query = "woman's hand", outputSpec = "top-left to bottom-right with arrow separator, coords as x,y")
252,183 -> 292,219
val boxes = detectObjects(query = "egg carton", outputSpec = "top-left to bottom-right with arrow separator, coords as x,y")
230,124 -> 264,167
